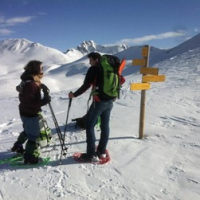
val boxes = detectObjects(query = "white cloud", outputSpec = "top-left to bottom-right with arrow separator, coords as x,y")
116,31 -> 187,45
4,16 -> 35,26
0,28 -> 14,36
0,15 -> 35,36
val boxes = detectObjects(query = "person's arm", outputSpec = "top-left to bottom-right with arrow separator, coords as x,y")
69,66 -> 97,98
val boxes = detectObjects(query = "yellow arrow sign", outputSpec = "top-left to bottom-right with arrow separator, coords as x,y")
132,59 -> 146,66
130,83 -> 150,90
140,67 -> 159,75
142,75 -> 166,82
142,46 -> 148,57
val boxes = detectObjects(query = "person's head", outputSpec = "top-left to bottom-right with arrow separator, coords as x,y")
87,52 -> 101,66
24,60 -> 43,78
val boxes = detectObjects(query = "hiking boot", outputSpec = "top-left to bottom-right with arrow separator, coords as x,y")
11,143 -> 25,154
24,155 -> 39,165
91,155 -> 100,162
96,151 -> 106,159
79,153 -> 99,162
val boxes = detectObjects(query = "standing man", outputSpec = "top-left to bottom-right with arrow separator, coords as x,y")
68,52 -> 124,162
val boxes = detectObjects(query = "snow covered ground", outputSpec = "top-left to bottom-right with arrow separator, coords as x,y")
0,37 -> 200,200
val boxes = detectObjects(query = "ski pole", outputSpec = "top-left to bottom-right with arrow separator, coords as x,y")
48,102 -> 68,164
63,97 -> 72,141
41,84 -> 68,164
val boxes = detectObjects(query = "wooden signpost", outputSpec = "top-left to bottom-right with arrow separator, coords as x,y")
131,45 -> 166,139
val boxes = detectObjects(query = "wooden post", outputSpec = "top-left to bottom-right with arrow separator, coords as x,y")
139,45 -> 150,139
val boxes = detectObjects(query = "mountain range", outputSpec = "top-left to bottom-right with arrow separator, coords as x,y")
1,33 -> 200,72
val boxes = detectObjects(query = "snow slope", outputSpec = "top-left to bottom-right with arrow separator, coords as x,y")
0,35 -> 200,200
0,39 -> 72,72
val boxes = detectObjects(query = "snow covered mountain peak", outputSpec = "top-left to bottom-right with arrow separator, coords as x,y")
77,40 -> 97,53
0,38 -> 76,71
0,38 -> 43,53
76,40 -> 128,54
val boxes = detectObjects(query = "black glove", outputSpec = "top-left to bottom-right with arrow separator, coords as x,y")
41,95 -> 51,106
40,84 -> 50,96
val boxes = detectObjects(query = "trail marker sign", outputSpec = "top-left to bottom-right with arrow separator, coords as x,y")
142,75 -> 166,82
130,45 -> 166,139
132,59 -> 146,66
130,83 -> 150,90
140,67 -> 159,75
142,46 -> 148,57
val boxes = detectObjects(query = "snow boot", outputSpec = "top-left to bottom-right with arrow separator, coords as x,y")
96,151 -> 106,158
79,153 -> 99,162
11,142 -> 25,154
23,140 -> 40,164
24,154 -> 39,164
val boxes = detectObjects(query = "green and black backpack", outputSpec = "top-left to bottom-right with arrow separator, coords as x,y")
94,54 -> 121,100
37,112 -> 52,148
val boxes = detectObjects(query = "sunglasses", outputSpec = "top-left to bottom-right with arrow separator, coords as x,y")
39,66 -> 44,75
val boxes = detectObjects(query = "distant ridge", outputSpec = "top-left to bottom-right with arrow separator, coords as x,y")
75,40 -> 127,54
0,33 -> 200,71
166,33 -> 200,55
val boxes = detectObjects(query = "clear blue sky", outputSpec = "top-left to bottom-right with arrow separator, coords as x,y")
0,0 -> 200,52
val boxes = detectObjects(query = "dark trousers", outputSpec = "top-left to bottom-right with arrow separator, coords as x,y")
86,100 -> 113,156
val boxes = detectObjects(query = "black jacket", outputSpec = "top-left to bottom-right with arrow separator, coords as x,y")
74,65 -> 99,97
18,71 -> 43,117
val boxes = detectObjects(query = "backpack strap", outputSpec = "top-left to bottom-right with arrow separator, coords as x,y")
16,80 -> 32,94
38,112 -> 49,140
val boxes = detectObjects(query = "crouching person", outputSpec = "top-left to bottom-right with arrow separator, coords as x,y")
11,60 -> 51,164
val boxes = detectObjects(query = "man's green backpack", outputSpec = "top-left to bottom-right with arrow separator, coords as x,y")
94,54 -> 121,100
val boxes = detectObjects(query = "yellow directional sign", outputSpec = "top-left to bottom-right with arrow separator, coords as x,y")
130,83 -> 150,90
142,75 -> 166,82
142,47 -> 148,57
132,59 -> 146,66
140,67 -> 159,75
